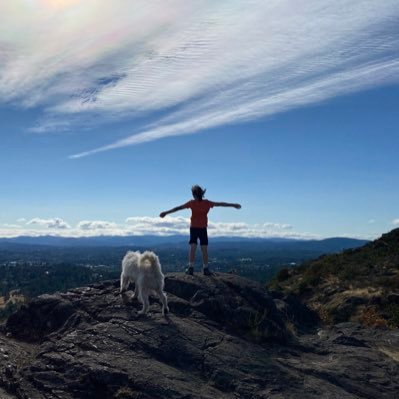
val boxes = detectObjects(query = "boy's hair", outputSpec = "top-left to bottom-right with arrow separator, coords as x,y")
191,185 -> 206,200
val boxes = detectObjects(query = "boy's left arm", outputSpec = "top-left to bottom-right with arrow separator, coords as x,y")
213,202 -> 241,209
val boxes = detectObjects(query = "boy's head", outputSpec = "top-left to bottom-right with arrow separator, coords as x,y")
191,185 -> 206,200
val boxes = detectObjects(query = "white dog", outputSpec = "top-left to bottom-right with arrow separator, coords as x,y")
120,250 -> 169,316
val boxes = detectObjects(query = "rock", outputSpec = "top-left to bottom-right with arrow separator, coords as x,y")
165,273 -> 291,343
272,293 -> 319,331
0,273 -> 398,398
0,387 -> 15,399
6,295 -> 75,342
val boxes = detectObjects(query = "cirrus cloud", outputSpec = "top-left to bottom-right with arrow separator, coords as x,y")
0,1 -> 398,157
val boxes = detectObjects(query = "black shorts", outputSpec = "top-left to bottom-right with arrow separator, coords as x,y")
189,227 -> 208,246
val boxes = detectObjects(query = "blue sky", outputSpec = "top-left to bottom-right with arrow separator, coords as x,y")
0,0 -> 398,239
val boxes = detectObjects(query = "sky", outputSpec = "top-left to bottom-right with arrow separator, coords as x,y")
0,0 -> 399,240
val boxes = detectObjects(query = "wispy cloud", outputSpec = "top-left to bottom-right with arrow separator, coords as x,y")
392,219 -> 399,226
1,1 -> 398,155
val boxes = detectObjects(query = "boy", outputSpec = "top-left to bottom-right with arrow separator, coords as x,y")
159,185 -> 241,275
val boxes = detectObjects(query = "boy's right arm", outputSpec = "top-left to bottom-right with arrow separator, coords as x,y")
159,204 -> 188,218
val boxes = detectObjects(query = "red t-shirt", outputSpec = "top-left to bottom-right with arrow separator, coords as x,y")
184,199 -> 214,228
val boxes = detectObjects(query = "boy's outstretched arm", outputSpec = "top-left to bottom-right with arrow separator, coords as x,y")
159,204 -> 187,218
213,202 -> 241,209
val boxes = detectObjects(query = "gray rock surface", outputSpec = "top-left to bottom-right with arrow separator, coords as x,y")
0,273 -> 398,398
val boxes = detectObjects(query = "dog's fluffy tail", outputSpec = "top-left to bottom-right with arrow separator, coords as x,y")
140,251 -> 160,269
140,251 -> 164,291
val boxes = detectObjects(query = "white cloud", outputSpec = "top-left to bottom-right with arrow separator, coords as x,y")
126,216 -> 189,232
17,218 -> 26,223
77,220 -> 118,231
124,216 -> 308,238
0,215 -> 315,239
263,222 -> 293,230
392,219 -> 399,226
26,217 -> 71,229
126,216 -> 192,235
3,224 -> 22,229
0,1 -> 398,155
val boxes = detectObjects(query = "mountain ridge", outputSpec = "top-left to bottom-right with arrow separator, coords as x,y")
272,228 -> 399,327
0,234 -> 368,249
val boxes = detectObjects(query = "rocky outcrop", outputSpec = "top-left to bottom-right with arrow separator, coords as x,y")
0,273 -> 398,398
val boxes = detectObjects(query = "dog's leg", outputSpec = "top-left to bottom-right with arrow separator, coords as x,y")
120,273 -> 130,294
137,289 -> 148,315
158,289 -> 169,316
143,294 -> 150,314
133,279 -> 142,301
138,289 -> 147,314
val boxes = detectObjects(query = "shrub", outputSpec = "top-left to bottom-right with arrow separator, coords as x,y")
297,281 -> 310,295
361,306 -> 388,328
114,387 -> 136,399
0,301 -> 19,321
276,268 -> 290,282
384,303 -> 399,328
302,273 -> 321,287
313,305 -> 332,325
377,275 -> 399,289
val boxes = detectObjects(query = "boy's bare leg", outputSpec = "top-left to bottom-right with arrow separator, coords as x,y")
186,244 -> 196,275
200,245 -> 208,265
189,244 -> 197,264
201,245 -> 211,275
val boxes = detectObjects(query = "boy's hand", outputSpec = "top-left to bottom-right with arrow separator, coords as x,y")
159,212 -> 167,218
234,204 -> 242,209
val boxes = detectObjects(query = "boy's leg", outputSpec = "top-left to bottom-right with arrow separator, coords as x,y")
189,243 -> 197,264
199,229 -> 211,275
201,245 -> 208,266
186,243 -> 196,275
201,246 -> 211,275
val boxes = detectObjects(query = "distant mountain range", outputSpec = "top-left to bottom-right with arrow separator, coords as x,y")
0,234 -> 368,251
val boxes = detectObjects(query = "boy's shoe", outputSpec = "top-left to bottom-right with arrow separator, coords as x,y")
185,266 -> 194,275
203,267 -> 212,276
